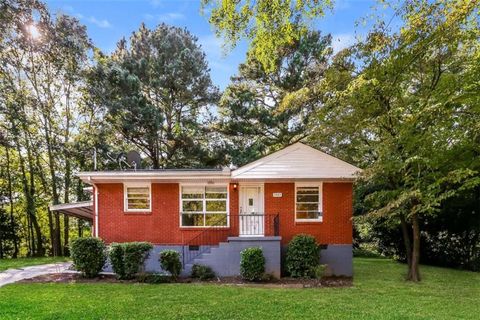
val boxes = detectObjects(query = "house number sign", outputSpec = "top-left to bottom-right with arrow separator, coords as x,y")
273,192 -> 283,198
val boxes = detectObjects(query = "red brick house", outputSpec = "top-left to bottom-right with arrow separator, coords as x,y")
54,143 -> 360,277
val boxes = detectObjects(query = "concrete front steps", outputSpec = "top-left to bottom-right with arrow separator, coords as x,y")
183,236 -> 281,278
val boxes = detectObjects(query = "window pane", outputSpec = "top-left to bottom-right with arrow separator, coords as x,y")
296,203 -> 318,212
126,186 -> 150,210
205,186 -> 227,199
206,200 -> 227,212
182,200 -> 203,212
297,194 -> 319,203
205,214 -> 227,226
182,186 -> 204,199
296,211 -> 322,219
127,187 -> 149,195
297,187 -> 319,195
182,213 -> 204,226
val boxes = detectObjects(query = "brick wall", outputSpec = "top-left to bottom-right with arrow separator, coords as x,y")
96,183 -> 238,245
95,182 -> 352,246
264,182 -> 353,245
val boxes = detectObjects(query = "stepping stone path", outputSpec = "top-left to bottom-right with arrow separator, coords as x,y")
0,262 -> 72,287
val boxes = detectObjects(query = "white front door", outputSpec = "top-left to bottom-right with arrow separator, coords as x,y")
239,186 -> 264,236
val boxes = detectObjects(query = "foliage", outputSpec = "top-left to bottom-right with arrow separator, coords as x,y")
310,264 -> 327,279
87,23 -> 222,169
286,234 -> 319,277
109,243 -> 126,279
202,0 -> 333,72
123,242 -> 153,279
0,0 -> 93,258
219,30 -> 332,164
70,237 -> 107,278
191,264 -> 215,280
240,247 -> 265,281
109,242 -> 153,279
159,250 -> 182,280
2,258 -> 480,319
136,273 -> 172,284
312,0 -> 480,281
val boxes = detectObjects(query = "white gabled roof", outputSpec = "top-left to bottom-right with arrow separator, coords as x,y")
231,142 -> 361,180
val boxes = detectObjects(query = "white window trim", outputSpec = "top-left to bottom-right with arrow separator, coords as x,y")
179,183 -> 230,228
295,182 -> 323,222
124,182 -> 152,213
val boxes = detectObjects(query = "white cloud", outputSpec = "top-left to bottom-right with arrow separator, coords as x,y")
59,5 -> 111,29
145,12 -> 186,23
88,16 -> 112,28
198,34 -> 235,73
331,33 -> 356,54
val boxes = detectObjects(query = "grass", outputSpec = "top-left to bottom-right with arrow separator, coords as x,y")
0,257 -> 70,272
1,258 -> 479,319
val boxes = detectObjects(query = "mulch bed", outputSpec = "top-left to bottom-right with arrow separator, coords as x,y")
18,273 -> 352,288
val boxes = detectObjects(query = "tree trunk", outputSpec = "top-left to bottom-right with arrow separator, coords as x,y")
407,213 -> 421,282
5,146 -> 19,258
400,215 -> 412,269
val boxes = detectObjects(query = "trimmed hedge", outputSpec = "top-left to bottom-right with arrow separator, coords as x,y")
240,247 -> 265,281
70,237 -> 107,278
109,242 -> 153,280
191,264 -> 215,280
286,234 -> 320,278
159,250 -> 182,280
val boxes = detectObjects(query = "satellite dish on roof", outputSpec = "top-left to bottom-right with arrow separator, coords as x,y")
126,151 -> 142,170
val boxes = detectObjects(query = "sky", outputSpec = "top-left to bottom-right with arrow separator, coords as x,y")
43,0 -> 381,89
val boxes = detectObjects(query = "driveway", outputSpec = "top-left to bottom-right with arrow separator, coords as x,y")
0,262 -> 72,287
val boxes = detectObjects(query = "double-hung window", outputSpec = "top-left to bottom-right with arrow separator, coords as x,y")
295,183 -> 322,221
124,183 -> 151,212
181,185 -> 228,227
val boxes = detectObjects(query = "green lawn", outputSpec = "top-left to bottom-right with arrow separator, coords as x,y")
0,257 -> 70,272
1,258 -> 479,319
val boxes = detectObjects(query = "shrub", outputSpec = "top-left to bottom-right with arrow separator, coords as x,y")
109,242 -> 153,279
124,242 -> 153,278
240,247 -> 265,281
136,273 -> 172,284
70,237 -> 107,278
191,264 -> 215,280
311,264 -> 327,279
159,250 -> 182,280
286,234 -> 320,278
109,243 -> 126,279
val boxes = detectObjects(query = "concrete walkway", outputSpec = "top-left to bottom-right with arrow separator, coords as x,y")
0,262 -> 72,287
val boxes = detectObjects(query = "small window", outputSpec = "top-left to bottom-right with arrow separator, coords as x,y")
124,184 -> 151,212
295,184 -> 322,221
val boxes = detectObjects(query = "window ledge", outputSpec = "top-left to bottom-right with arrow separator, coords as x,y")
123,211 -> 152,215
295,219 -> 323,225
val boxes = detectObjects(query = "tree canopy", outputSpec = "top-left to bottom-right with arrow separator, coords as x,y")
88,23 -> 221,169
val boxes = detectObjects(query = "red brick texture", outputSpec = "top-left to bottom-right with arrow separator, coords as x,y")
95,182 -> 352,246
264,183 -> 353,245
96,183 -> 239,245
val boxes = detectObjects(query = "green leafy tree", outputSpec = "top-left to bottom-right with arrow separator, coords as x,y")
202,0 -> 332,72
219,30 -> 332,164
313,0 -> 480,281
88,24 -> 221,169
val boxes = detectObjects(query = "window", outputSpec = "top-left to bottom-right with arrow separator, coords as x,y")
124,184 -> 151,212
181,185 -> 228,227
295,184 -> 322,221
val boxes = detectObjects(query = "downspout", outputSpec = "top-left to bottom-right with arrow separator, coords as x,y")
94,183 -> 99,237
88,176 -> 99,238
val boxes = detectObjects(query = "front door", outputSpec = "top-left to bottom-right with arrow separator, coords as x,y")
239,186 -> 264,236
